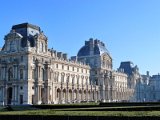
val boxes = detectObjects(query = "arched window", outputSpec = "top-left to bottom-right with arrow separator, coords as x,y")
20,69 -> 23,79
8,67 -> 13,81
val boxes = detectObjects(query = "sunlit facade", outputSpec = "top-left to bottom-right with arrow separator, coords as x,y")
0,23 -> 141,105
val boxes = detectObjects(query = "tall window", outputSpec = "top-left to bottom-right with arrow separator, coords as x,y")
42,68 -> 45,81
10,41 -> 15,51
72,77 -> 74,84
81,68 -> 83,73
32,69 -> 35,79
20,69 -> 23,79
67,76 -> 69,83
21,56 -> 23,62
8,67 -> 13,81
61,74 -> 64,83
42,43 -> 44,52
54,72 -> 57,82
56,64 -> 58,69
40,42 -> 42,52
77,77 -> 79,84
56,73 -> 59,82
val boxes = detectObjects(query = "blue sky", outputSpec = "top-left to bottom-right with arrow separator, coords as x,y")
0,0 -> 160,75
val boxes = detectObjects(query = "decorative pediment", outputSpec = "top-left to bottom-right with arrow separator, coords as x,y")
4,30 -> 23,40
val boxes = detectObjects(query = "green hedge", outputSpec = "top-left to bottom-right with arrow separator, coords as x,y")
99,102 -> 160,107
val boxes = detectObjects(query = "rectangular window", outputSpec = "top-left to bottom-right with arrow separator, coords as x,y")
21,56 -> 23,62
33,56 -> 35,62
56,64 -> 58,69
81,69 -> 83,73
32,69 -> 35,79
20,69 -> 23,79
61,75 -> 64,82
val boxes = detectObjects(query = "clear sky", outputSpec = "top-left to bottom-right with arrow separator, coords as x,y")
0,0 -> 160,75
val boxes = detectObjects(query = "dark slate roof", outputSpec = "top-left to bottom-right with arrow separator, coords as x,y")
77,45 -> 90,56
11,23 -> 40,48
119,61 -> 134,75
12,23 -> 40,31
77,39 -> 110,57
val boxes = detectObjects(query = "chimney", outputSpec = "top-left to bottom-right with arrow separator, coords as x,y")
146,71 -> 149,76
89,38 -> 94,55
57,52 -> 62,59
71,56 -> 77,61
63,53 -> 68,60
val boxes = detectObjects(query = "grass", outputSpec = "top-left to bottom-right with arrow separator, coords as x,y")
0,109 -> 160,116
1,103 -> 160,116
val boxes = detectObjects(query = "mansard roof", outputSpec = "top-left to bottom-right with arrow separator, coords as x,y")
12,23 -> 40,31
8,23 -> 44,48
119,61 -> 139,76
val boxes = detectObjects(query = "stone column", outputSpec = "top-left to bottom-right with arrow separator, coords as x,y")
47,86 -> 50,104
13,66 -> 15,79
0,87 -> 2,104
77,90 -> 79,103
35,85 -> 39,104
82,89 -> 84,101
66,88 -> 69,103
45,86 -> 48,104
72,90 -> 74,103
60,89 -> 63,104
4,67 -> 7,80
54,87 -> 57,102
39,86 -> 41,102
2,86 -> 5,105
51,83 -> 54,103
15,66 -> 17,79
4,85 -> 7,105
12,85 -> 15,105
60,83 -> 63,104
16,86 -> 19,104
86,86 -> 88,102
15,85 -> 17,104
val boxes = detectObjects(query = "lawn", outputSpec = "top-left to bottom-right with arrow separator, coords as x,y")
0,109 -> 160,116
1,102 -> 160,116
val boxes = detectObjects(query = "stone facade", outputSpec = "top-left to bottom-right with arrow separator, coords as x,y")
136,72 -> 160,102
0,23 -> 99,105
0,23 -> 141,105
77,39 -> 138,102
111,71 -> 133,102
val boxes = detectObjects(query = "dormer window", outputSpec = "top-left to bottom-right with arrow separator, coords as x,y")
10,41 -> 15,51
